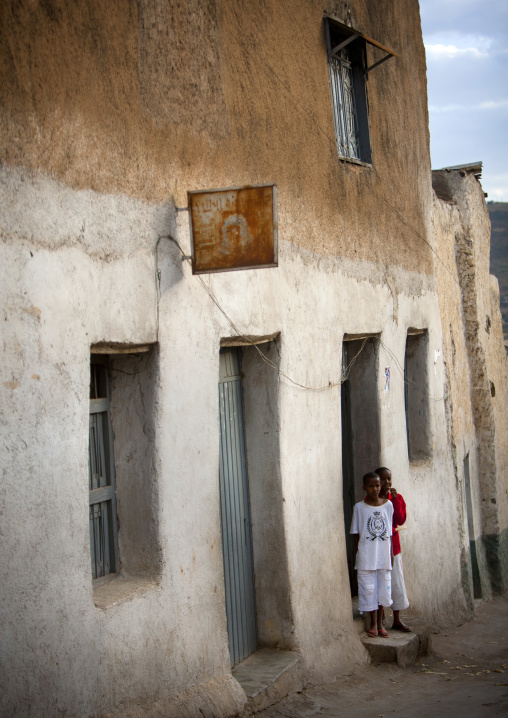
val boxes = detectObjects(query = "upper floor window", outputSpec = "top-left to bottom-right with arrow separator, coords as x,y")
324,18 -> 397,165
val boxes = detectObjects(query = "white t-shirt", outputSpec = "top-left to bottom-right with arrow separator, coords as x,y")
350,500 -> 394,570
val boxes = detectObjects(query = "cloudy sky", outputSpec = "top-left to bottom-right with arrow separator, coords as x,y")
419,0 -> 508,201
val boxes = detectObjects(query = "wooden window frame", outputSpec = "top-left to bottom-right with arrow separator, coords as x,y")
325,18 -> 397,166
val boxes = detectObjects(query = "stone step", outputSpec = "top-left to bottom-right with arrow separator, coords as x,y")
232,648 -> 302,714
361,629 -> 420,667
352,598 -> 431,667
360,617 -> 432,667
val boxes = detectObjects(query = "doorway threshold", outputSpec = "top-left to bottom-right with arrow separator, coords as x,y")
232,648 -> 302,713
351,596 -> 431,666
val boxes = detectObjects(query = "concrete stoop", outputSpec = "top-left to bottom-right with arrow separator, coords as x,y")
361,630 -> 420,667
353,601 -> 431,667
232,648 -> 302,715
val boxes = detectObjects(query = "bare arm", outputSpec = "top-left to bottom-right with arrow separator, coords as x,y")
352,534 -> 359,554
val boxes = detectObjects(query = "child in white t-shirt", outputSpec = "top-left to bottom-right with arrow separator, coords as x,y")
350,472 -> 394,637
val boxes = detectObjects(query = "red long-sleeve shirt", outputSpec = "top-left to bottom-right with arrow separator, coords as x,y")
389,491 -> 406,556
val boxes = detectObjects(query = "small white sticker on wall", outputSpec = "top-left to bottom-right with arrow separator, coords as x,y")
434,348 -> 441,376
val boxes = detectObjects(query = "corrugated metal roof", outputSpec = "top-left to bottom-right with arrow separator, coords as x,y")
433,161 -> 483,177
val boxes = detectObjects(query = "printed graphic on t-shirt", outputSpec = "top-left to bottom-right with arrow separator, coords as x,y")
366,511 -> 389,541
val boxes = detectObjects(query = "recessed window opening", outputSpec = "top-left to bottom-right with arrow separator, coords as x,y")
89,346 -> 161,588
404,330 -> 431,462
325,19 -> 396,165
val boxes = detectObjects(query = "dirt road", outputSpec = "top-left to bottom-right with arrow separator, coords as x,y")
253,598 -> 508,718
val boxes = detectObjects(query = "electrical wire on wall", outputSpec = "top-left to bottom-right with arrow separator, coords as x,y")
147,36 -> 508,465
151,36 -> 487,401
156,233 -> 444,400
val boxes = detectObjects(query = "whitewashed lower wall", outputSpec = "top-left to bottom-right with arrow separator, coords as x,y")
1,167 -> 470,717
433,170 -> 508,601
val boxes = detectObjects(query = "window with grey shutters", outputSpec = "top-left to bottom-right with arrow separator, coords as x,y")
89,357 -> 118,580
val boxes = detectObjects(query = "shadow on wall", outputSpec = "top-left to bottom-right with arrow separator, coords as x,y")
241,339 -> 295,650
345,336 -> 381,501
110,346 -> 162,580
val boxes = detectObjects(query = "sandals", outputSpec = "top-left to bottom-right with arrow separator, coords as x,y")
378,628 -> 389,638
366,628 -> 378,637
391,624 -> 411,632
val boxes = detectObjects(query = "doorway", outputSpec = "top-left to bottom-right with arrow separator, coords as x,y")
341,336 -> 381,595
463,453 -> 482,599
218,348 -> 258,666
341,343 -> 356,595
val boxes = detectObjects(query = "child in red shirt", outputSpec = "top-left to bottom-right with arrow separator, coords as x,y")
376,467 -> 411,632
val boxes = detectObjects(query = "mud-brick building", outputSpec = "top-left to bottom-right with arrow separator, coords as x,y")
433,163 -> 508,604
1,2 -> 507,717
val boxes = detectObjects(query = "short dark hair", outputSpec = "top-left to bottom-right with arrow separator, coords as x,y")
375,466 -> 391,475
363,472 -> 380,485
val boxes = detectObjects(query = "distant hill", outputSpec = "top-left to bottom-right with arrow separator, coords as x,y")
488,201 -> 508,341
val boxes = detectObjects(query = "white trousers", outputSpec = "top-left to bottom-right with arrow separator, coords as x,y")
391,553 -> 410,611
357,569 -> 392,612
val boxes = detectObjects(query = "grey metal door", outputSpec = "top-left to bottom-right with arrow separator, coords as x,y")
218,348 -> 257,667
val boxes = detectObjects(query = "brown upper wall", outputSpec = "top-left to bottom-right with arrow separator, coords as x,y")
0,0 -> 432,272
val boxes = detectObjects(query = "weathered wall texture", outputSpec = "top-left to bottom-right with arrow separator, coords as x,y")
433,168 -> 508,599
2,1 -> 505,717
0,165 -> 468,718
0,0 -> 432,271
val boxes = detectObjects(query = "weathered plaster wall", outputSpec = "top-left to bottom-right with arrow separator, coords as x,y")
0,1 -> 477,716
433,169 -> 508,597
0,0 -> 432,272
1,164 -> 468,717
432,184 -> 482,607
0,168 -> 246,718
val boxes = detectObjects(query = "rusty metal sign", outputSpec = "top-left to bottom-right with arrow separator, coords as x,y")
188,184 -> 277,274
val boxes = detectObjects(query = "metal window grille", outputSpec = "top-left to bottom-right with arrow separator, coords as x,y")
89,361 -> 117,580
329,49 -> 361,161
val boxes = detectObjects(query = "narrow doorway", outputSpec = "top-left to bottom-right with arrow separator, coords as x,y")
341,343 -> 356,595
341,336 -> 381,595
218,348 -> 258,666
463,453 -> 482,598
